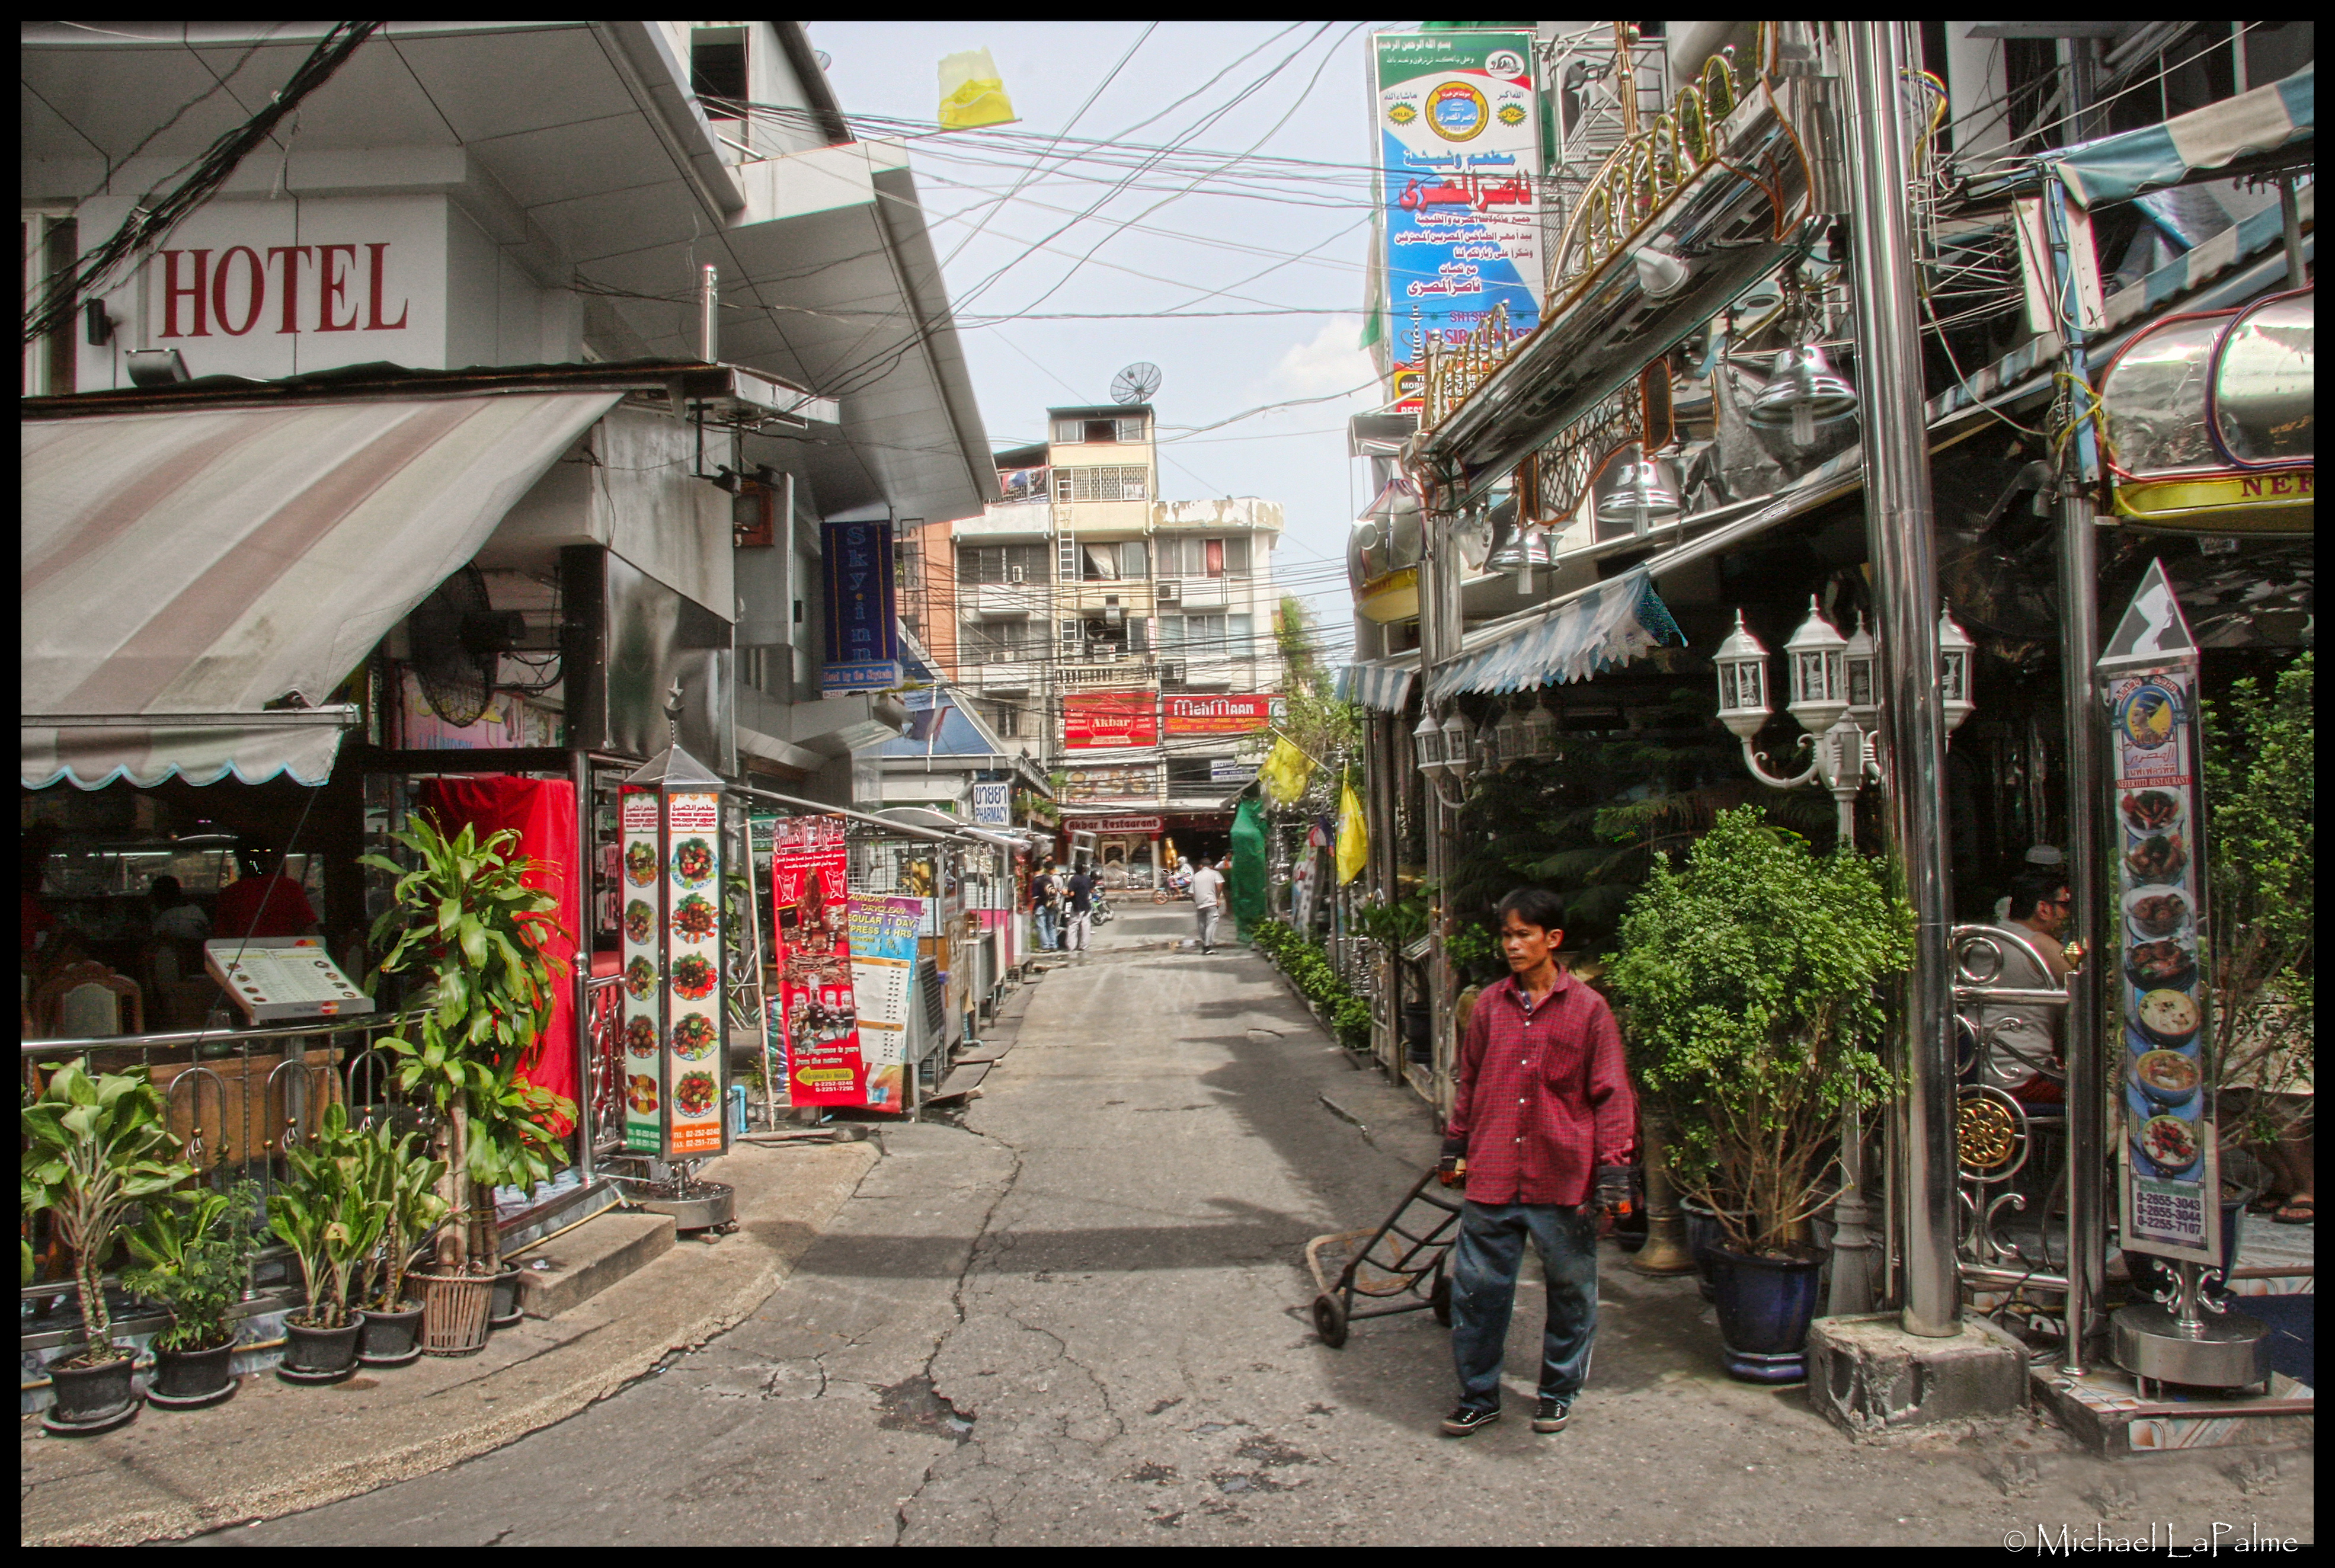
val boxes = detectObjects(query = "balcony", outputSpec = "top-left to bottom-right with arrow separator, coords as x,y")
971,582 -> 1048,617
1157,576 -> 1227,610
1057,657 -> 1155,690
962,656 -> 1040,692
957,503 -> 1054,539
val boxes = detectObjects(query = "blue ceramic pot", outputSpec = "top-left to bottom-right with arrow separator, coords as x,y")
1681,1201 -> 1739,1303
1708,1245 -> 1825,1383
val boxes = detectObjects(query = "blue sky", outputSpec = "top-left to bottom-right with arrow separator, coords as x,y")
811,21 -> 1395,661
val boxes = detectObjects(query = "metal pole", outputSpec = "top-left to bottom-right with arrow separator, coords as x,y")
2056,488 -> 2106,1373
1828,727 -> 1876,1314
570,748 -> 596,1185
1844,21 -> 1960,1337
1419,491 -> 1463,1121
2278,177 -> 2307,291
698,263 -> 720,363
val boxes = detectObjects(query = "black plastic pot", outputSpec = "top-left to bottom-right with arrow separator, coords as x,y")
46,1353 -> 142,1431
1401,1003 -> 1432,1064
358,1301 -> 426,1367
488,1267 -> 524,1329
280,1316 -> 362,1383
148,1339 -> 238,1408
1708,1246 -> 1825,1384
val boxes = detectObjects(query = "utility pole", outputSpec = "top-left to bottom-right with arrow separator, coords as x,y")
1842,21 -> 1959,1338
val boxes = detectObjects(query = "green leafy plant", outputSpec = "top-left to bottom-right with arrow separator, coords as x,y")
365,813 -> 574,1279
1254,920 -> 1373,1051
123,1180 -> 260,1353
2200,652 -> 2313,1148
360,1124 -> 447,1313
20,1059 -> 196,1365
268,1103 -> 385,1330
1606,808 -> 1913,1257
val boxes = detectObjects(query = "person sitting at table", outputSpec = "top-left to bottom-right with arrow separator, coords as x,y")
210,846 -> 321,941
149,875 -> 212,946
1973,868 -> 2074,1106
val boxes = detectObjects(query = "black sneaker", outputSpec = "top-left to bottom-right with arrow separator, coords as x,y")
1532,1398 -> 1570,1433
1440,1404 -> 1500,1437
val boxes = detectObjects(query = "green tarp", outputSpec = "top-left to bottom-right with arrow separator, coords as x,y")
1230,796 -> 1268,939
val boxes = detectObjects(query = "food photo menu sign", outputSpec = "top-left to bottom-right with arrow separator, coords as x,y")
618,769 -> 730,1160
849,895 -> 925,1113
2098,562 -> 2219,1266
773,815 -> 866,1106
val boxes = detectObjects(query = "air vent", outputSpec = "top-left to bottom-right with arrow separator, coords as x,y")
1156,579 -> 1182,603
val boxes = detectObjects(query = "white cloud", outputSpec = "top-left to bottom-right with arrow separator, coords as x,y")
1268,314 -> 1373,400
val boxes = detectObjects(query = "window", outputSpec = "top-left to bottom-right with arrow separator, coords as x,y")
961,621 -> 1039,663
1221,535 -> 1251,574
1054,465 -> 1149,503
1161,613 -> 1256,655
690,29 -> 748,119
988,702 -> 1021,738
1077,540 -> 1148,581
1053,417 -> 1146,444
1157,535 -> 1250,578
894,540 -> 923,591
960,543 -> 1050,584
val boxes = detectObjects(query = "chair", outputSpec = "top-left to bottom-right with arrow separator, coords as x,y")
30,961 -> 145,1040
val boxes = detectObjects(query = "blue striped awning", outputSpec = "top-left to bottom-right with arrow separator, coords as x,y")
2056,64 -> 2313,207
1335,655 -> 1418,713
1428,569 -> 1682,702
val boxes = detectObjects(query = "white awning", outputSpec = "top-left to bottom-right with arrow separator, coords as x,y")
22,391 -> 620,788
1334,655 -> 1420,714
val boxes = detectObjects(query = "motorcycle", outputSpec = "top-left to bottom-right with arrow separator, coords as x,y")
1089,889 -> 1114,927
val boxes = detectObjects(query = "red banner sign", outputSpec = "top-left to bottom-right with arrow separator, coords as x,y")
1063,692 -> 1159,748
1073,815 -> 1164,834
1163,694 -> 1278,735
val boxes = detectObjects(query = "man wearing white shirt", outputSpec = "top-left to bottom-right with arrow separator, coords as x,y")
1190,858 -> 1227,954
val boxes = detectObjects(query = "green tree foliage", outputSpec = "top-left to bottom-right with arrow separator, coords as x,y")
1252,920 -> 1373,1049
2199,652 -> 2312,1144
1606,808 -> 1913,1256
267,1103 -> 384,1330
123,1180 -> 260,1352
1268,597 -> 1362,814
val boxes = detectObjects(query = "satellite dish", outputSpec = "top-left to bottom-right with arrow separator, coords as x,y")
1110,362 -> 1162,405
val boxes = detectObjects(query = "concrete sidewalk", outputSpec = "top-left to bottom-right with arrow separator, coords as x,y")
19,1136 -> 881,1546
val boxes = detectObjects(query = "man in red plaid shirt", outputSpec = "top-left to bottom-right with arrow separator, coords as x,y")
1435,886 -> 1637,1438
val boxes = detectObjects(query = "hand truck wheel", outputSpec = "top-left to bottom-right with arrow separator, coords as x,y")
1312,1292 -> 1349,1348
1431,1272 -> 1453,1327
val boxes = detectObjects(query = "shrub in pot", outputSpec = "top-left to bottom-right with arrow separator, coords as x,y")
123,1180 -> 260,1407
21,1057 -> 196,1429
357,1121 -> 446,1366
268,1103 -> 383,1381
1608,808 -> 1912,1383
365,815 -> 574,1338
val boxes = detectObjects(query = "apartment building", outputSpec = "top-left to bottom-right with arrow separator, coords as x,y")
928,404 -> 1285,876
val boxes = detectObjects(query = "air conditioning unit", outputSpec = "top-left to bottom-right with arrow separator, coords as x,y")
1157,660 -> 1186,686
1007,565 -> 1025,583
1156,579 -> 1182,603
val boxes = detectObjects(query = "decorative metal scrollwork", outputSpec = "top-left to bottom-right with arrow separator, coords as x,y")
1957,1092 -> 2020,1175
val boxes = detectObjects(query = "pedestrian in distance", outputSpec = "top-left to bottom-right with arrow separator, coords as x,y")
1064,862 -> 1096,955
1190,855 -> 1226,953
1435,886 -> 1637,1439
1031,859 -> 1063,953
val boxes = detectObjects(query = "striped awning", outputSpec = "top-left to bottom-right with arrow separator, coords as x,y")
1428,569 -> 1681,702
22,391 -> 619,788
1334,655 -> 1418,713
2056,64 -> 2313,207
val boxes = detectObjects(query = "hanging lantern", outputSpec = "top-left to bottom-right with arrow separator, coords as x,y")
1713,610 -> 1772,740
1441,710 -> 1475,783
1591,441 -> 1684,539
1475,716 -> 1504,773
1521,700 -> 1559,761
1938,604 -> 1976,735
1782,597 -> 1848,737
1411,709 -> 1446,776
1843,612 -> 1880,734
1495,700 -> 1529,763
1748,340 -> 1857,458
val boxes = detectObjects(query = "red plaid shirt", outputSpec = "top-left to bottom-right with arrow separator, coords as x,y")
1448,969 -> 1637,1206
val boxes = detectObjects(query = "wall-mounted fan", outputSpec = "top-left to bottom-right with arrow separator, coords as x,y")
406,564 -> 523,727
1111,361 -> 1162,405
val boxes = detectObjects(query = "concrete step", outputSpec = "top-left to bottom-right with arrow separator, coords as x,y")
510,1208 -> 676,1321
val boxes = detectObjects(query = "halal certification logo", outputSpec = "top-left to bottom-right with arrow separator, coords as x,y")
1497,103 -> 1527,126
1387,101 -> 1418,126
1427,81 -> 1490,142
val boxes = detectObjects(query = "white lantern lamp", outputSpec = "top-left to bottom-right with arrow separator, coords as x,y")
1475,716 -> 1504,773
1843,612 -> 1880,734
1937,604 -> 1976,735
1495,700 -> 1529,765
1521,700 -> 1559,761
1713,610 -> 1773,741
1412,709 -> 1446,776
1441,710 -> 1475,784
1782,597 -> 1849,737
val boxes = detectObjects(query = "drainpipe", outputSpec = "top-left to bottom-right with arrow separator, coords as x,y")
699,264 -> 720,364
1843,21 -> 1959,1337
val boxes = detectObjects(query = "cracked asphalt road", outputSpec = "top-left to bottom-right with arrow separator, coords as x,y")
196,908 -> 2314,1546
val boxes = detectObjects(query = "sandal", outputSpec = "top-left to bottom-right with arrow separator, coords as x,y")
2272,1198 -> 2314,1225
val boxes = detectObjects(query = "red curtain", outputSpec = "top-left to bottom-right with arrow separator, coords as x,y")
417,777 -> 579,1134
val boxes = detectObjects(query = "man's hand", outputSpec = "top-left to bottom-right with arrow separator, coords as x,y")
1593,1164 -> 1637,1211
1437,1137 -> 1468,1188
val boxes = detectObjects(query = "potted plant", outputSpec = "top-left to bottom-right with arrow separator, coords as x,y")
365,814 -> 574,1353
1607,807 -> 1912,1383
21,1058 -> 196,1432
122,1180 -> 260,1408
268,1102 -> 384,1382
356,1122 -> 446,1367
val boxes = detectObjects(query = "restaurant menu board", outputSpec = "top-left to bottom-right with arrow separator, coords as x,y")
618,785 -> 730,1160
850,897 -> 925,1112
774,816 -> 864,1106
205,937 -> 376,1023
2100,564 -> 2219,1266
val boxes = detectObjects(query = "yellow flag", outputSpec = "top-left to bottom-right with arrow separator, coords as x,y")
1336,779 -> 1368,885
938,48 -> 1018,130
1260,736 -> 1312,807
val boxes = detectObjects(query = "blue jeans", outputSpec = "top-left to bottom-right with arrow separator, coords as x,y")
1448,1200 -> 1600,1412
1035,907 -> 1059,951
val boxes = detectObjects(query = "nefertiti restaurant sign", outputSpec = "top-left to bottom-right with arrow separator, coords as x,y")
1063,692 -> 1158,749
1163,694 -> 1282,736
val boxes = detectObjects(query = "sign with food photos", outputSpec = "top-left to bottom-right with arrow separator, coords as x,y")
2099,562 -> 2218,1267
772,815 -> 866,1106
618,776 -> 731,1160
